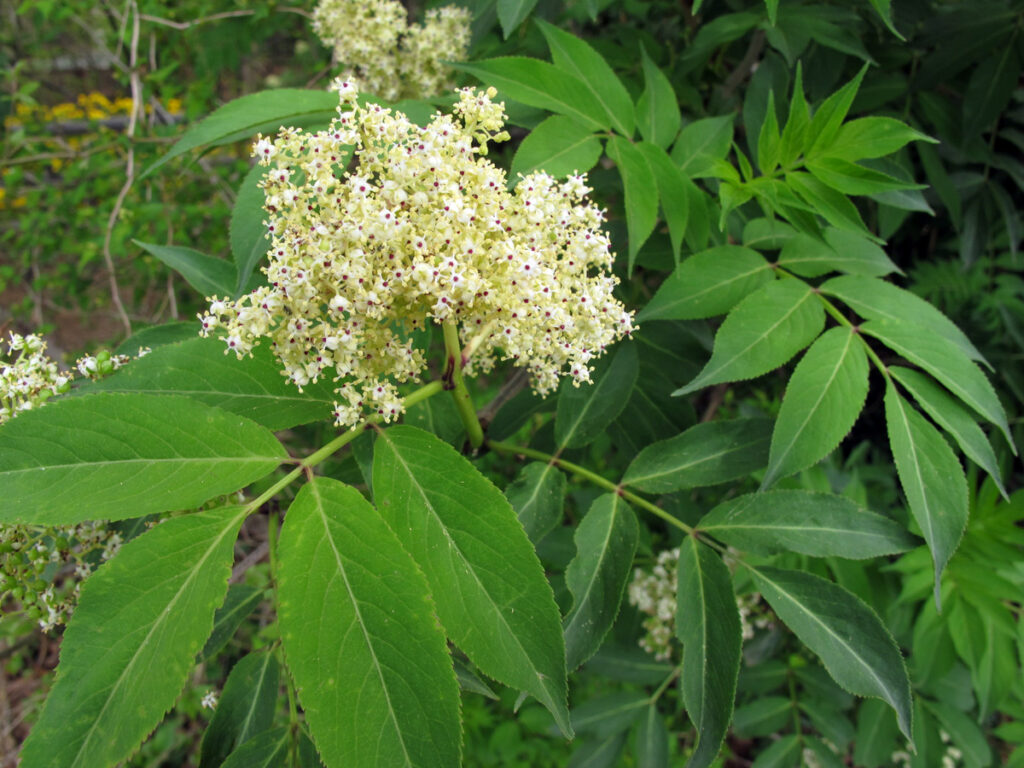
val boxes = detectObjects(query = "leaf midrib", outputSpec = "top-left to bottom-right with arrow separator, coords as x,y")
3,455 -> 280,477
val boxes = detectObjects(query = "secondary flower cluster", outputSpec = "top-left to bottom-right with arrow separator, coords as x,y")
312,0 -> 470,101
200,83 -> 633,428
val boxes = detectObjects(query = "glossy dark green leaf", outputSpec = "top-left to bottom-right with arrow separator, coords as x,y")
636,47 -> 681,150
638,246 -> 773,322
555,341 -> 639,450
403,393 -> 465,447
674,279 -> 825,395
509,115 -> 602,180
373,427 -> 571,736
563,494 -> 638,670
505,461 -> 566,544
230,163 -> 268,297
19,506 -> 247,768
853,699 -> 899,768
885,384 -> 969,607
136,240 -> 236,299
200,584 -> 264,661
676,537 -> 741,768
277,478 -> 460,768
0,393 -> 285,525
763,327 -> 869,486
750,566 -> 912,739
732,697 -> 793,738
635,705 -> 670,768
79,337 -> 336,431
699,490 -> 916,558
623,419 -> 771,493
963,44 -> 1020,137
607,136 -> 659,269
199,651 -> 280,768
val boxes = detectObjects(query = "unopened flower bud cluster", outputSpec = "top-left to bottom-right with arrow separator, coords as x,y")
201,83 -> 633,428
313,0 -> 470,101
628,548 -> 774,660
0,333 -> 139,631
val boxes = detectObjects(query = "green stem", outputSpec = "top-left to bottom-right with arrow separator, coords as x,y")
650,666 -> 681,703
441,320 -> 484,449
486,439 -> 694,534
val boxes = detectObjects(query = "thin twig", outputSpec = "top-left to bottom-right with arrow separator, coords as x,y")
138,6 -> 311,31
721,30 -> 765,102
477,367 -> 530,428
230,540 -> 270,584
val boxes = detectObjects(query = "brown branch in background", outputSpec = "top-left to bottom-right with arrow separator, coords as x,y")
700,382 -> 729,422
138,6 -> 311,31
477,367 -> 531,428
721,30 -> 765,102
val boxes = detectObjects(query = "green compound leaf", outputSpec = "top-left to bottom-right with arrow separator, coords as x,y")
889,366 -> 1007,498
452,58 -> 609,131
78,337 -> 337,431
636,47 -> 681,150
623,418 -> 771,494
763,327 -> 870,488
556,341 -> 639,450
636,141 -> 695,264
820,275 -> 987,367
884,384 -> 969,608
749,565 -> 912,741
199,651 -> 280,768
277,478 -> 460,768
674,279 -> 825,396
676,537 -> 742,768
201,584 -> 264,662
777,229 -> 900,278
220,728 -> 291,768
373,426 -> 572,737
509,115 -> 603,180
637,245 -> 774,322
142,88 -> 339,178
863,318 -> 1012,449
606,135 -> 659,270
563,494 -> 639,670
505,461 -> 566,544
497,0 -> 539,38
806,64 -> 869,158
0,393 -> 285,525
230,163 -> 268,297
671,115 -> 735,178
19,506 -> 247,768
537,20 -> 635,138
136,240 -> 236,299
699,490 -> 917,558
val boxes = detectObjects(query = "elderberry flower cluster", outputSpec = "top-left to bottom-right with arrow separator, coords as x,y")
312,0 -> 470,101
201,83 -> 633,429
0,334 -> 136,631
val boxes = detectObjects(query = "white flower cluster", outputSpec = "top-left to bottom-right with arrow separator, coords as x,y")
201,83 -> 633,429
892,730 -> 962,768
628,547 -> 679,660
738,590 -> 772,640
0,332 -> 72,422
312,0 -> 470,101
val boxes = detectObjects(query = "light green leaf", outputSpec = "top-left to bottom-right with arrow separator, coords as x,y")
749,565 -> 912,740
556,341 -> 639,450
853,699 -> 899,768
115,321 -> 199,355
199,651 -> 280,768
638,246 -> 773,322
403,392 -> 466,447
230,164 -> 268,297
277,478 -> 460,768
452,58 -> 608,131
136,240 -> 236,299
699,490 -> 917,558
671,115 -> 735,178
764,0 -> 779,25
607,135 -> 659,270
751,734 -> 802,767
807,156 -> 926,195
925,701 -> 993,768
806,64 -> 869,157
220,728 -> 290,768
820,275 -> 987,366
536,20 -> 635,137
777,229 -> 900,278
636,141 -> 693,264
890,366 -> 1006,498
200,584 -> 264,662
884,384 -> 969,607
18,506 -> 247,768
505,461 -> 566,544
867,0 -> 905,39
78,337 -> 336,431
497,0 -> 539,38
779,64 -> 809,170
822,117 -> 934,162
763,327 -> 869,486
863,318 -> 1013,449
636,47 -> 681,149
676,537 -> 742,768
0,393 -> 285,525
454,657 -> 499,700
509,115 -> 603,180
623,418 -> 771,493
141,89 -> 339,178
373,426 -> 571,736
563,495 -> 638,670
635,705 -> 670,768
674,279 -> 825,395
786,171 -> 870,235
758,91 -> 781,174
